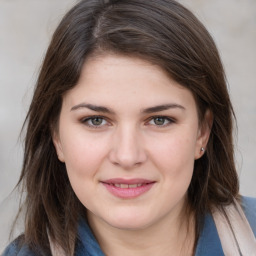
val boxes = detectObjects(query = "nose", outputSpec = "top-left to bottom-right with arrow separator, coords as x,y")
108,125 -> 147,169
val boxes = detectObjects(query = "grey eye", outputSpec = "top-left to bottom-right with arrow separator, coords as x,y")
90,117 -> 104,126
148,116 -> 174,126
81,116 -> 109,128
153,117 -> 166,125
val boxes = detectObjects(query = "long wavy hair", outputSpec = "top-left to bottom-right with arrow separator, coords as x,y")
15,0 -> 238,254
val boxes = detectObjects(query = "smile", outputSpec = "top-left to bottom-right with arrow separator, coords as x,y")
101,179 -> 155,199
111,183 -> 144,188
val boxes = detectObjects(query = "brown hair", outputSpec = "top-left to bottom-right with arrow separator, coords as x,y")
16,0 -> 238,254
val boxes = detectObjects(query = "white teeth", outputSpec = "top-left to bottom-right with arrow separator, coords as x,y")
120,184 -> 129,188
112,183 -> 144,188
129,184 -> 137,188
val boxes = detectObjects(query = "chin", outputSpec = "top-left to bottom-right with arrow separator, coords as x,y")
110,220 -> 151,231
105,211 -> 155,231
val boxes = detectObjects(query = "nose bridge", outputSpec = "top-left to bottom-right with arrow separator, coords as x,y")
109,123 -> 146,168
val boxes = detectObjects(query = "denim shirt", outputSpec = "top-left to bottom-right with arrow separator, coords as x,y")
2,197 -> 256,256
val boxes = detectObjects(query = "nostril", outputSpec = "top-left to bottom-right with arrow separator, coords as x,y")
108,130 -> 147,168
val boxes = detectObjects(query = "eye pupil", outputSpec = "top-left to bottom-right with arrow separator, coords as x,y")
91,117 -> 103,126
154,117 -> 165,125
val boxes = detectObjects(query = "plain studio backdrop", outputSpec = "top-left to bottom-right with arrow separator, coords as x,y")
0,0 -> 256,252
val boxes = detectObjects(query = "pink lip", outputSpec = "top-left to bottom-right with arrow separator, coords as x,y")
101,178 -> 155,199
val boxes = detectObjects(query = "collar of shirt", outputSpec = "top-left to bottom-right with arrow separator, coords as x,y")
76,214 -> 224,256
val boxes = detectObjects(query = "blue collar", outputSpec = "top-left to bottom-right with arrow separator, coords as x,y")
195,213 -> 224,256
76,219 -> 105,256
76,214 -> 224,256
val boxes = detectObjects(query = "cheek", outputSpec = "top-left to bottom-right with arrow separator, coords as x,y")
148,131 -> 197,183
60,131 -> 109,180
151,134 -> 196,166
61,134 -> 110,207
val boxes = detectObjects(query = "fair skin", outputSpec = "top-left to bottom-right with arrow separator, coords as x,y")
53,54 -> 212,256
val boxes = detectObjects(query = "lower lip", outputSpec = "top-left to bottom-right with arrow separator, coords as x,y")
102,183 -> 155,199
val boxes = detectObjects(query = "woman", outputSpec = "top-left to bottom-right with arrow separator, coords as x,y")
3,0 -> 256,255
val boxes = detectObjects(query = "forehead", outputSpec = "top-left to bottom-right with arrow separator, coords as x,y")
62,54 -> 197,113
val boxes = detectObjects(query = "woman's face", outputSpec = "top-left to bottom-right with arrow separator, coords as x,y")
53,54 -> 211,230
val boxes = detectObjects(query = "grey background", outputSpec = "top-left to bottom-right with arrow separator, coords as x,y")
0,0 -> 256,251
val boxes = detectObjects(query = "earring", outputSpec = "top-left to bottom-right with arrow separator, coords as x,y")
200,147 -> 205,152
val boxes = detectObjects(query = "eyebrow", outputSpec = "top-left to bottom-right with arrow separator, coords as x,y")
71,103 -> 115,114
142,104 -> 185,113
70,103 -> 185,114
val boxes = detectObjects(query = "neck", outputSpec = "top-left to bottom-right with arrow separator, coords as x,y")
87,204 -> 195,256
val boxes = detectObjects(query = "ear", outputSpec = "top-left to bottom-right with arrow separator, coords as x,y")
52,130 -> 65,162
194,109 -> 213,160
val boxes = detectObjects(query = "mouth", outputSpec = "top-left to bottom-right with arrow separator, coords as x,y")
109,183 -> 146,188
101,179 -> 155,199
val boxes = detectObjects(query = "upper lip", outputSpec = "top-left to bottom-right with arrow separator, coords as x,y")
101,178 -> 155,185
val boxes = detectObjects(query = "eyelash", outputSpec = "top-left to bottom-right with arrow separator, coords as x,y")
146,116 -> 175,127
80,116 -> 109,128
80,115 -> 175,129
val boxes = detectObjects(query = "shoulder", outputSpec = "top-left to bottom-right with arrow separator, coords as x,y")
2,237 -> 37,256
241,196 -> 256,235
